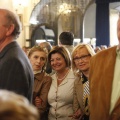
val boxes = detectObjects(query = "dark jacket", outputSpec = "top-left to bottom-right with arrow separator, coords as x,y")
0,41 -> 34,102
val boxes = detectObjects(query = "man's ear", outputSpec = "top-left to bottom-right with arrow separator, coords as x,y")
6,24 -> 15,36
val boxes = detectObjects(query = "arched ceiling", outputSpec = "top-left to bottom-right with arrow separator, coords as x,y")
30,0 -> 94,24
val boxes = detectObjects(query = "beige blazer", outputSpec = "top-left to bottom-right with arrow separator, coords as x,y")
89,46 -> 120,120
73,77 -> 84,112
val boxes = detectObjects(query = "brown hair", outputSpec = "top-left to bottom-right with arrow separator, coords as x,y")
48,46 -> 71,67
59,31 -> 74,45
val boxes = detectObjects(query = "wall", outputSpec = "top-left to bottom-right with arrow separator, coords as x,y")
1,0 -> 120,47
84,3 -> 96,38
0,0 -> 40,47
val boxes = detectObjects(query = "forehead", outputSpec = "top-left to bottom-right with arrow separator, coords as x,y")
74,47 -> 89,56
51,53 -> 63,58
0,10 -> 7,24
31,51 -> 46,56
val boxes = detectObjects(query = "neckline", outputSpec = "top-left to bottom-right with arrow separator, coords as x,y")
56,69 -> 70,81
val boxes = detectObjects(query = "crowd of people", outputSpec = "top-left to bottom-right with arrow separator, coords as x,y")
0,8 -> 120,120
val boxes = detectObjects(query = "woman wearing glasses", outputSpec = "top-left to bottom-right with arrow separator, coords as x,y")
28,46 -> 52,120
71,44 -> 95,120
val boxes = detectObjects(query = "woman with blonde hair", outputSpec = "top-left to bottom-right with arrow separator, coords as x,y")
71,44 -> 95,120
28,46 -> 52,120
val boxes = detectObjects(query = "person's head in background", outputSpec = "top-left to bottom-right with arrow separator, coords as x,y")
94,46 -> 101,53
39,42 -> 52,54
100,45 -> 107,50
0,90 -> 39,120
28,46 -> 47,73
22,46 -> 30,55
39,42 -> 53,74
59,31 -> 74,55
59,31 -> 74,46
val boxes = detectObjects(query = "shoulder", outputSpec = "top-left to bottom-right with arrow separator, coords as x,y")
91,46 -> 117,62
74,76 -> 81,84
67,69 -> 75,78
44,73 -> 52,82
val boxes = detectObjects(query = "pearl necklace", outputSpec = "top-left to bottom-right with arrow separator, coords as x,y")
56,69 -> 70,81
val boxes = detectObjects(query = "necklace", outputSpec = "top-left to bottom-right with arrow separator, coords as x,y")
56,69 -> 70,81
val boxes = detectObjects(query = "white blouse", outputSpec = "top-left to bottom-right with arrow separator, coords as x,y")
48,69 -> 75,120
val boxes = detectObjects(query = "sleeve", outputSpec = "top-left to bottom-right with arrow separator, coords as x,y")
73,81 -> 80,113
1,58 -> 31,99
38,76 -> 52,113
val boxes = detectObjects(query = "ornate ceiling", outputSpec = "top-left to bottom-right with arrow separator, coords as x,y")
30,0 -> 94,24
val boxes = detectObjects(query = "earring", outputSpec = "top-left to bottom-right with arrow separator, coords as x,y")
81,72 -> 83,82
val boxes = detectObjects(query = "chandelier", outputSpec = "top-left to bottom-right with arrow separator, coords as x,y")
30,0 -> 93,24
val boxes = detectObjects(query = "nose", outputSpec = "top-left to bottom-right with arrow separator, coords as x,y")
37,58 -> 41,63
51,59 -> 57,65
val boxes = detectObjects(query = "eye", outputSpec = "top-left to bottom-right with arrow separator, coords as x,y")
50,59 -> 54,62
56,57 -> 61,61
40,57 -> 46,61
81,56 -> 86,59
34,56 -> 38,59
74,57 -> 79,60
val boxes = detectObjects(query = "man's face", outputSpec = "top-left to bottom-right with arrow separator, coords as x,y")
0,10 -> 8,43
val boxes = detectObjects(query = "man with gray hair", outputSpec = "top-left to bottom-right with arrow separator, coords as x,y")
0,8 -> 34,102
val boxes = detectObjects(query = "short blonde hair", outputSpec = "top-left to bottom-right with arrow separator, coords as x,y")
0,90 -> 39,120
71,43 -> 95,76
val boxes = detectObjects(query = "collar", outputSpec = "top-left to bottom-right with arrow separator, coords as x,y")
82,74 -> 88,84
116,46 -> 120,59
0,41 -> 18,58
34,70 -> 42,75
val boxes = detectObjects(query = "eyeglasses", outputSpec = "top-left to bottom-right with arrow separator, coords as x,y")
73,54 -> 91,62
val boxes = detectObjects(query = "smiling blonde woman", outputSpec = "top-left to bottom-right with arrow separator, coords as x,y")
71,44 -> 95,120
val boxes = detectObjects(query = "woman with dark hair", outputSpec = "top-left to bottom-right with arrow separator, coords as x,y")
28,46 -> 52,120
47,46 -> 75,120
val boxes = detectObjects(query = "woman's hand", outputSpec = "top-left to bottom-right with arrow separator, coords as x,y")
35,97 -> 42,108
69,109 -> 83,119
